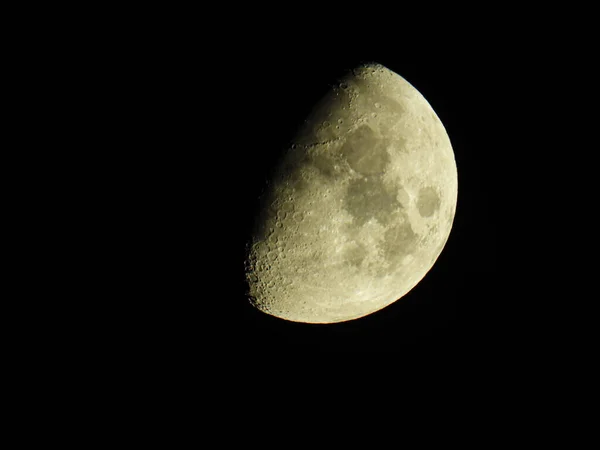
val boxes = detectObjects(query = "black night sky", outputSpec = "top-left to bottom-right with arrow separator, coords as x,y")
125,18 -> 510,356
193,33 -> 500,353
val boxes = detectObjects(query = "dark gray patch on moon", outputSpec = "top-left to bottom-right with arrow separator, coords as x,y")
381,218 -> 418,266
338,124 -> 407,227
375,95 -> 407,117
307,124 -> 392,183
310,150 -> 337,179
416,186 -> 441,217
344,177 -> 399,227
343,242 -> 368,268
340,125 -> 390,176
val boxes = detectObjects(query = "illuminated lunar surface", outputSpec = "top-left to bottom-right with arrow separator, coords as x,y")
245,63 -> 458,323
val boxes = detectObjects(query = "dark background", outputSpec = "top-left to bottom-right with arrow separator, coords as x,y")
174,30 -> 502,354
20,5 -> 593,404
101,16 -> 520,357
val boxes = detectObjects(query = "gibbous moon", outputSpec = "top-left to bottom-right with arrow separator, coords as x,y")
245,63 -> 458,323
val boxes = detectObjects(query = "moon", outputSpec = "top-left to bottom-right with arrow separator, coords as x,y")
245,63 -> 458,323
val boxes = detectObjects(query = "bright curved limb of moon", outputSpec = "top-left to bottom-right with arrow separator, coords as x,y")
245,62 -> 458,323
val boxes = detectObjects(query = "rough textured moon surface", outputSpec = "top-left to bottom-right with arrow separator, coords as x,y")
245,63 -> 458,323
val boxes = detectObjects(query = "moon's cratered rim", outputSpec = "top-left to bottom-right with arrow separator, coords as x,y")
245,62 -> 458,324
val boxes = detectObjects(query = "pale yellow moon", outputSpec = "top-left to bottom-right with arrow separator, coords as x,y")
245,63 -> 458,323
